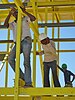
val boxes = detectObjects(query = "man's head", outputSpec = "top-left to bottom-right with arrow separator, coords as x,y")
62,64 -> 67,69
39,33 -> 50,45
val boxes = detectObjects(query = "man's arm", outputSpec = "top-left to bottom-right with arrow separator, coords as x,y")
70,71 -> 75,82
20,7 -> 36,22
4,13 -> 11,28
4,8 -> 15,27
36,51 -> 44,55
57,65 -> 64,72
71,77 -> 75,83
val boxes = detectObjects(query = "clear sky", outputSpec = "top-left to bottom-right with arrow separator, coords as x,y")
0,0 -> 75,88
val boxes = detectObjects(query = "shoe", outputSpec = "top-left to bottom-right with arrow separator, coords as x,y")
19,79 -> 25,87
13,78 -> 25,87
23,85 -> 33,88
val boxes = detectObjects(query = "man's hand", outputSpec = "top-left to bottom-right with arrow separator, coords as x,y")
20,6 -> 26,12
9,7 -> 17,15
36,51 -> 44,55
20,6 -> 36,21
36,51 -> 39,55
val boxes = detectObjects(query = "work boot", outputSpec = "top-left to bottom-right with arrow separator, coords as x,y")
13,78 -> 25,87
23,84 -> 33,88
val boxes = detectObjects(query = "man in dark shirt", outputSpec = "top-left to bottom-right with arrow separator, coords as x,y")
57,64 -> 75,87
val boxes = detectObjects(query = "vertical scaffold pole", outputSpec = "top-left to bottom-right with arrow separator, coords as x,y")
14,7 -> 22,100
51,6 -> 55,88
31,0 -> 37,87
5,28 -> 10,88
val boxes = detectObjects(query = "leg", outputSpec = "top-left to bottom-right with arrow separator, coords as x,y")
51,60 -> 61,87
21,37 -> 32,85
8,44 -> 25,80
43,62 -> 50,87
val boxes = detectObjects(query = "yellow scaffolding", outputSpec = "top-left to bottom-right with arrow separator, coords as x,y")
0,0 -> 75,100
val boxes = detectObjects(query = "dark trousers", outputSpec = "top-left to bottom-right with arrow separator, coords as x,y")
43,60 -> 61,87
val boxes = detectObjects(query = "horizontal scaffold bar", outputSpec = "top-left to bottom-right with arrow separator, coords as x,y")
0,25 -> 7,28
0,40 -> 14,43
0,38 -> 75,44
0,96 -> 32,100
38,22 -> 75,27
0,87 -> 75,96
0,3 -> 27,9
0,3 -> 15,9
51,38 -> 75,42
0,96 -> 75,100
0,1 -> 75,9
1,22 -> 75,28
37,1 -> 75,7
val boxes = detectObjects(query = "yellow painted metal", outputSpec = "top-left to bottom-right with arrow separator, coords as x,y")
31,0 -> 44,87
21,87 -> 75,96
30,23 -> 39,38
54,7 -> 60,81
5,28 -> 10,87
0,44 -> 13,71
14,0 -> 24,8
52,11 -> 54,38
51,2 -> 55,87
57,27 -> 60,65
14,7 -> 22,100
42,96 -> 75,100
5,61 -> 8,87
2,7 -> 75,17
0,96 -> 32,100
19,87 -> 75,96
32,31 -> 37,87
30,0 -> 42,88
0,10 -> 9,14
31,0 -> 37,87
1,96 -> 75,100
37,44 -> 44,86
36,1 -> 75,7
0,88 -> 14,95
36,8 -> 44,88
2,7 -> 75,22
1,0 -> 75,7
44,7 -> 48,34
2,0 -> 8,3
57,27 -> 60,85
0,87 -> 75,96
38,13 -> 43,22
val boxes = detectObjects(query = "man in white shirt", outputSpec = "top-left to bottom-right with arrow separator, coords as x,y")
4,7 -> 36,87
37,33 -> 61,87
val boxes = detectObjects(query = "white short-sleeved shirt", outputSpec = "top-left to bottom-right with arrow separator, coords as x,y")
9,16 -> 31,42
42,40 -> 58,62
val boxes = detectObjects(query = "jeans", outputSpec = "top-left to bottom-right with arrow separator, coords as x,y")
8,37 -> 32,85
43,60 -> 61,87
